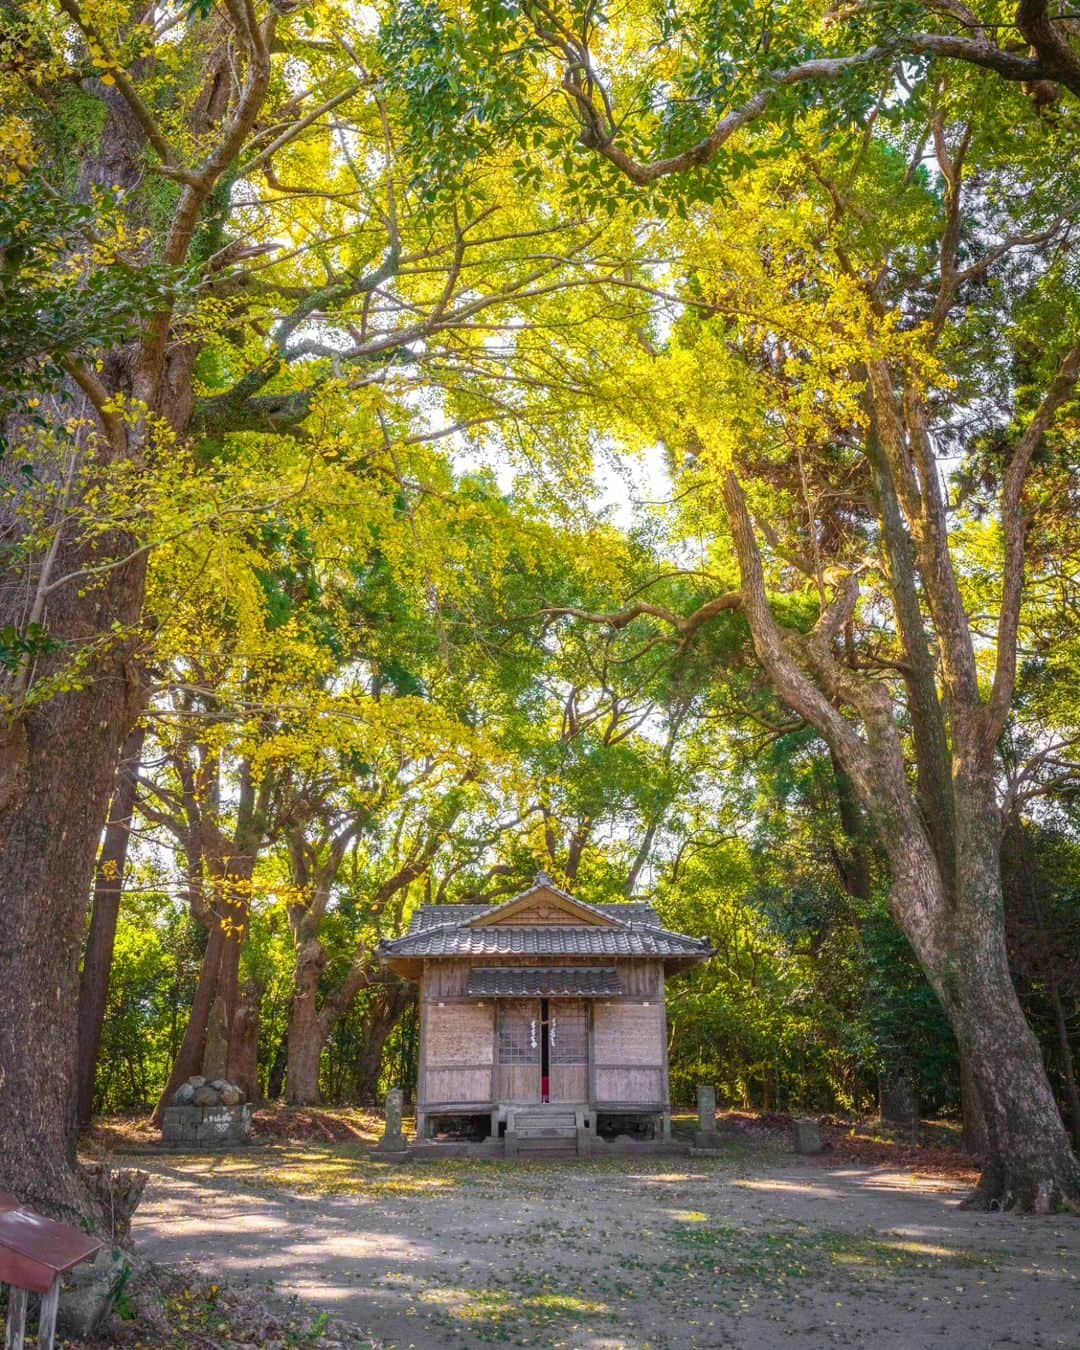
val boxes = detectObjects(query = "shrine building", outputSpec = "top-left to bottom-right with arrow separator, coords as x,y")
378,873 -> 713,1155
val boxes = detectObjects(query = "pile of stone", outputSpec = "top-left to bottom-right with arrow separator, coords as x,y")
162,1076 -> 252,1147
172,1075 -> 245,1108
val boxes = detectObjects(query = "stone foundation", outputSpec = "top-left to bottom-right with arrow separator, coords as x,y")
162,1103 -> 252,1147
161,1074 -> 251,1147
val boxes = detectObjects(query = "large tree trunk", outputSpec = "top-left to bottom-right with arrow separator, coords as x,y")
960,1056 -> 989,1158
0,9 -> 272,1226
353,985 -> 411,1105
153,821 -> 259,1119
873,772 -> 1078,1209
153,903 -> 250,1118
75,724 -> 146,1129
948,979 -> 1076,1211
228,981 -> 263,1104
0,558 -> 146,1222
724,466 -> 1080,1211
0,70 -> 160,1224
284,930 -> 402,1106
152,919 -> 226,1123
1047,975 -> 1080,1150
213,910 -> 246,1075
1006,823 -> 1080,1151
943,769 -> 1079,1209
942,892 -> 1078,1209
285,939 -> 329,1105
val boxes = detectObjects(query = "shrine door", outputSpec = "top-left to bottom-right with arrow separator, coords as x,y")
497,999 -> 541,1103
548,999 -> 588,1103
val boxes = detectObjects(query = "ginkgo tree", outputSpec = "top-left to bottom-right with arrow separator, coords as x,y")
390,0 -> 1080,1208
579,111 -> 1079,1207
0,0 -> 643,1222
123,374 -> 566,1108
5,0 -> 1080,1230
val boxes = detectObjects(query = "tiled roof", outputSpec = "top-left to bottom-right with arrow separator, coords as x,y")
380,921 -> 709,960
600,903 -> 663,925
380,878 -> 712,974
466,966 -> 622,998
406,901 -> 661,934
409,905 -> 492,931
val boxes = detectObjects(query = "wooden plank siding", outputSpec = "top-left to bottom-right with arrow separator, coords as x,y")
500,1066 -> 541,1102
422,960 -> 474,999
658,969 -> 671,1129
420,990 -> 495,1108
592,1000 -> 667,1107
593,1067 -> 665,1104
593,1001 -> 665,1061
550,1066 -> 588,1101
418,962 -> 671,1113
617,963 -> 663,997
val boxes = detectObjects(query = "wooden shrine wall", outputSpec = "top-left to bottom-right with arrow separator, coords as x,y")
421,995 -> 494,1106
418,961 -> 670,1110
591,996 -> 667,1108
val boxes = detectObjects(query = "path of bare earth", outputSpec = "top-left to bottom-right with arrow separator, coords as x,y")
129,1144 -> 1079,1349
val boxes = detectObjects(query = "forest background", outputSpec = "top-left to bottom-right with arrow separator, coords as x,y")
2,0 -> 1080,1219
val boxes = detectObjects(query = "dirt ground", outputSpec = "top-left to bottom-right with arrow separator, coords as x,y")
124,1136 -> 1080,1350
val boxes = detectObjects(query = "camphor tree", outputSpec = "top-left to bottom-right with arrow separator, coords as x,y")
386,1 -> 1080,1207
682,107 -> 1078,1209
276,708 -> 508,1106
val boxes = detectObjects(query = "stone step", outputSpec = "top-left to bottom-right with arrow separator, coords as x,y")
514,1138 -> 578,1157
512,1113 -> 577,1138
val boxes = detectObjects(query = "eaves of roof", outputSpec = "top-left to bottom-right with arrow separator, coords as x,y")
379,923 -> 712,960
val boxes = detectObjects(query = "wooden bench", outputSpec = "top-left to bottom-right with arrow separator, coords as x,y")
0,1197 -> 103,1350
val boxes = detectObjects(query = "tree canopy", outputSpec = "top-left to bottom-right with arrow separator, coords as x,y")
1,0 -> 1079,1220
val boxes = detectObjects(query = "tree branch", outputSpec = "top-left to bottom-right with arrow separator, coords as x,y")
542,593 -> 741,638
541,25 -> 1055,186
56,0 -> 195,181
722,470 -> 867,767
1017,0 -> 1080,95
59,358 -> 127,453
239,80 -> 367,174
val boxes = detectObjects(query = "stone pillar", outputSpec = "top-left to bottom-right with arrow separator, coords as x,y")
880,1074 -> 919,1132
694,1083 -> 720,1148
791,1118 -> 825,1155
371,1087 -> 410,1159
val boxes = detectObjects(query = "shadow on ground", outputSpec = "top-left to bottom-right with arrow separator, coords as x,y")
129,1143 -> 1079,1349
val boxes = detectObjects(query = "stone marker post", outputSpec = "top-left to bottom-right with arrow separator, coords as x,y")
372,1087 -> 409,1158
694,1083 -> 720,1148
791,1119 -> 825,1154
880,1074 -> 920,1141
